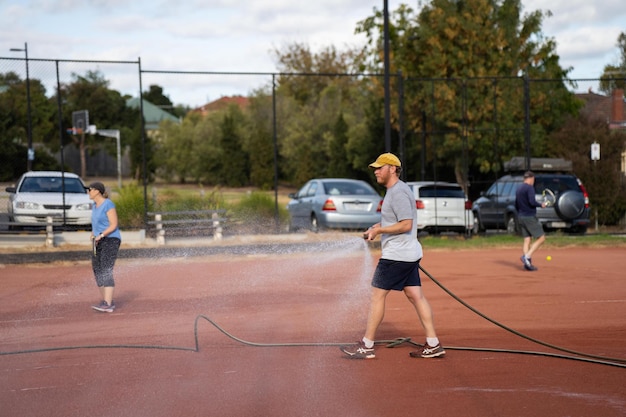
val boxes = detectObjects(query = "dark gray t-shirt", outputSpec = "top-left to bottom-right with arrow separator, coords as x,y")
380,180 -> 422,262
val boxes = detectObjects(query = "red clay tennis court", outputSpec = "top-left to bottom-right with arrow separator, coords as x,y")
1,237 -> 625,416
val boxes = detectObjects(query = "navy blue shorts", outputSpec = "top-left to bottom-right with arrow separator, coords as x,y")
371,258 -> 422,291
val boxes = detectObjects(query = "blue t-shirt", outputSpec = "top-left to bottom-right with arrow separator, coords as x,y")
92,199 -> 122,240
515,183 -> 542,217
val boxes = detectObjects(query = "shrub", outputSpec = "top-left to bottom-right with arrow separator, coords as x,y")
228,191 -> 289,233
113,183 -> 149,229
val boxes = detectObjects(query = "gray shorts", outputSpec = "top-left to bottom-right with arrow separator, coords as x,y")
518,216 -> 544,238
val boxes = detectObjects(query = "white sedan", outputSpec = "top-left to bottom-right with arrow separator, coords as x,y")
5,171 -> 92,228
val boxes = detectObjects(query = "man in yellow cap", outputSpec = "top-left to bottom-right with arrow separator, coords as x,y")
340,152 -> 445,359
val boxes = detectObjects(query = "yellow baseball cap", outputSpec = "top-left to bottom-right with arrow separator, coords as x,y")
369,152 -> 401,168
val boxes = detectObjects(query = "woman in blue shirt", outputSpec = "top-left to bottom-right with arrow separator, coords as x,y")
87,182 -> 121,312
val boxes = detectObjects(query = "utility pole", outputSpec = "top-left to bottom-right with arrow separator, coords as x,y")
10,42 -> 33,171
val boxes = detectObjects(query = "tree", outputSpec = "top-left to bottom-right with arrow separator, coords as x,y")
246,89 -> 277,189
0,71 -> 56,175
599,31 -> 626,94
216,104 -> 249,187
271,43 -> 374,184
58,70 -> 135,178
547,114 -> 626,226
356,0 -> 581,185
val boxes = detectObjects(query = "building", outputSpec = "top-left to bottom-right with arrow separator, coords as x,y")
576,88 -> 626,175
192,95 -> 249,117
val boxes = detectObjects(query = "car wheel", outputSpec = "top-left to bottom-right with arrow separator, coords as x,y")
506,215 -> 518,235
555,190 -> 585,221
472,213 -> 485,234
310,214 -> 319,233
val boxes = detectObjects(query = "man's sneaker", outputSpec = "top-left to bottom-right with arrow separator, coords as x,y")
92,300 -> 115,313
340,341 -> 376,359
410,342 -> 446,358
521,255 -> 538,271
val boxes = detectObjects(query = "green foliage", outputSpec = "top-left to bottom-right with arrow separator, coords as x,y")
228,191 -> 289,233
113,183 -> 150,229
599,32 -> 626,93
245,91 -> 276,189
153,187 -> 224,212
0,138 -> 60,181
547,115 -> 626,226
355,0 -> 581,184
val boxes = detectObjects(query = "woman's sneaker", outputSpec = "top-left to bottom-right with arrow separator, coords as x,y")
410,342 -> 446,358
92,300 -> 115,313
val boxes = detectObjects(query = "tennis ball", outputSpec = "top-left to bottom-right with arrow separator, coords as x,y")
546,255 -> 552,261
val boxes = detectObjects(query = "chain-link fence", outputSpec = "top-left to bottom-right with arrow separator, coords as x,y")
2,54 -> 624,230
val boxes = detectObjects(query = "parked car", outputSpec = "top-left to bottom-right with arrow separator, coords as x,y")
287,178 -> 382,232
5,171 -> 92,228
406,181 -> 474,235
472,160 -> 590,234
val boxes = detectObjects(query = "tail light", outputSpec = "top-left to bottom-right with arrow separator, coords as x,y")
465,200 -> 472,210
322,199 -> 337,211
577,179 -> 590,208
377,199 -> 383,212
415,200 -> 425,209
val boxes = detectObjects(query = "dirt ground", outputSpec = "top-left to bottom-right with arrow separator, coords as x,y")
1,238 -> 625,417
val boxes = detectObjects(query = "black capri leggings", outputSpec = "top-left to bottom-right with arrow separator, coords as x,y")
92,237 -> 121,287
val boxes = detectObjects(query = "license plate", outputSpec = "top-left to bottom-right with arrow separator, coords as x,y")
344,203 -> 369,211
550,221 -> 566,228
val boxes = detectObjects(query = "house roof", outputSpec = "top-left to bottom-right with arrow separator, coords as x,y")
126,97 -> 179,130
576,89 -> 626,129
193,95 -> 249,116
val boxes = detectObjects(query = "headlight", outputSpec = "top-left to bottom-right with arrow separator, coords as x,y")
15,201 -> 40,210
76,203 -> 93,210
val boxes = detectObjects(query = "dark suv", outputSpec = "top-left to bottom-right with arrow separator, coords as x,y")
472,158 -> 590,235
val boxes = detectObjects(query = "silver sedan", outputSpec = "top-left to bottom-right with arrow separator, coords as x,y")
287,178 -> 382,232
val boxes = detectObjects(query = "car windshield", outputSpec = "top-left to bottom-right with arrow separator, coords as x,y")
323,181 -> 376,196
418,186 -> 466,198
19,177 -> 86,194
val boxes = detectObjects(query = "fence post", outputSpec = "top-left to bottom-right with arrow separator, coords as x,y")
155,213 -> 165,245
45,216 -> 54,247
212,212 -> 223,241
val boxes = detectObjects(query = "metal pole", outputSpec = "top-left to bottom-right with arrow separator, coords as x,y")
383,0 -> 391,152
116,131 -> 122,189
272,74 -> 279,232
523,74 -> 531,171
10,42 -> 33,171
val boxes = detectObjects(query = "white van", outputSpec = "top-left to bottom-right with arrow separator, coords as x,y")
406,181 -> 474,235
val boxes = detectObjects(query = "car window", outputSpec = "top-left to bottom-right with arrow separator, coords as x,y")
486,181 -> 501,196
323,181 -> 376,196
500,181 -> 514,197
509,182 -> 521,196
418,185 -> 465,198
307,182 -> 318,197
20,177 -> 86,193
535,176 -> 579,194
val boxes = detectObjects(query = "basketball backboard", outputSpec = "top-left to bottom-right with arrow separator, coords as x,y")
72,110 -> 89,134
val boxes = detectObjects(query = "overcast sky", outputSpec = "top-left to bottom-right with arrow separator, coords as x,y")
1,0 -> 624,108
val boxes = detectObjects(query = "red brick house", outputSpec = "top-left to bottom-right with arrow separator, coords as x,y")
576,88 -> 626,175
192,95 -> 249,117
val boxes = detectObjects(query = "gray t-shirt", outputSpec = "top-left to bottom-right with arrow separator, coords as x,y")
380,180 -> 422,262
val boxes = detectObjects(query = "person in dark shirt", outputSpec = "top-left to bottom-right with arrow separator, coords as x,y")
515,171 -> 547,271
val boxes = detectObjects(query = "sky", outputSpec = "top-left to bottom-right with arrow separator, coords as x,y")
1,0 -> 624,108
